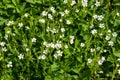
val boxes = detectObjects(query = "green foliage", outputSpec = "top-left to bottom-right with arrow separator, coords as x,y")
0,0 -> 120,80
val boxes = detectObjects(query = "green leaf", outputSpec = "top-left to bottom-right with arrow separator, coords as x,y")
114,19 -> 120,26
113,48 -> 120,57
26,0 -> 35,4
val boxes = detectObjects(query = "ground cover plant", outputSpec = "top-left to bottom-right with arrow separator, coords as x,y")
0,0 -> 120,80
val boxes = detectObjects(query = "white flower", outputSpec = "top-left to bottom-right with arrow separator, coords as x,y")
18,22 -> 23,28
53,54 -> 58,58
90,48 -> 95,52
18,54 -> 24,59
71,0 -> 76,6
116,12 -> 119,16
99,23 -> 104,28
63,0 -> 68,4
98,59 -> 104,65
81,0 -> 88,7
48,14 -> 53,20
103,49 -> 107,52
91,29 -> 97,35
75,9 -> 79,13
101,56 -> 105,61
96,47 -> 100,51
105,36 -> 110,40
26,48 -> 29,52
43,41 -> 47,46
50,7 -> 56,13
117,58 -> 120,61
7,61 -> 13,68
93,15 -> 98,19
41,11 -> 48,16
39,19 -> 45,23
60,34 -> 64,38
60,12 -> 65,17
97,15 -> 104,21
43,50 -> 48,54
108,29 -> 111,33
118,69 -> 120,74
95,1 -> 100,7
64,45 -> 68,49
4,34 -> 8,40
61,28 -> 65,32
24,13 -> 28,17
112,32 -> 118,37
108,41 -> 114,46
80,43 -> 85,47
88,58 -> 92,63
64,9 -> 69,14
25,26 -> 30,30
70,36 -> 74,39
7,20 -> 14,26
0,42 -> 6,46
56,50 -> 63,56
66,20 -> 71,25
38,55 -> 46,60
32,38 -> 36,42
59,19 -> 62,22
2,47 -> 7,52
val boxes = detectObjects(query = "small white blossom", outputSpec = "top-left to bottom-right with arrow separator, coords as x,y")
99,23 -> 104,28
88,58 -> 92,63
26,48 -> 30,52
90,48 -> 95,52
103,49 -> 107,52
75,9 -> 79,13
48,14 -> 53,20
96,47 -> 100,51
116,12 -> 119,16
93,15 -> 98,19
112,32 -> 118,37
0,42 -> 6,46
41,11 -> 48,16
4,34 -> 8,40
61,28 -> 65,32
105,36 -> 110,40
7,20 -> 14,26
63,0 -> 68,4
108,29 -> 111,33
91,29 -> 97,35
66,20 -> 71,25
59,19 -> 62,22
80,43 -> 85,47
60,12 -> 65,17
108,41 -> 114,46
64,9 -> 69,14
98,57 -> 105,66
97,15 -> 104,21
82,0 -> 88,7
2,47 -> 7,52
18,22 -> 23,28
25,26 -> 30,30
39,19 -> 45,23
95,1 -> 100,7
43,50 -> 48,54
64,45 -> 68,49
71,0 -> 76,6
118,70 -> 120,74
18,54 -> 24,59
60,34 -> 64,38
7,61 -> 13,68
24,13 -> 29,17
38,55 -> 46,60
50,7 -> 56,13
32,38 -> 36,42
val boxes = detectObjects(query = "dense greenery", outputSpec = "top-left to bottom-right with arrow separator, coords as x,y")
0,0 -> 120,80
